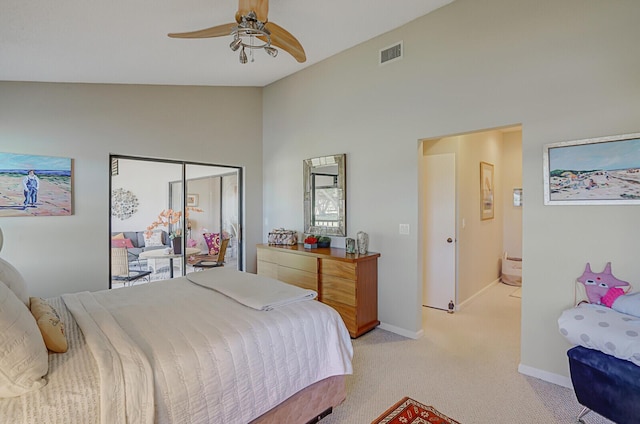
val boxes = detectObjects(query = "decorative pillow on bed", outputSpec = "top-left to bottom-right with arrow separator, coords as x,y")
111,238 -> 134,249
144,231 -> 164,247
0,257 -> 29,306
30,297 -> 68,353
0,281 -> 48,398
203,232 -> 221,255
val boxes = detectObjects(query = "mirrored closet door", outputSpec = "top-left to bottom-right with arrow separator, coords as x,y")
110,156 -> 242,289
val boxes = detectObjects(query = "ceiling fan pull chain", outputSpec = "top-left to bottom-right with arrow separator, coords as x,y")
250,34 -> 255,62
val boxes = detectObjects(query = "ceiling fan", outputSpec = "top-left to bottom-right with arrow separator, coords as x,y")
168,0 -> 306,64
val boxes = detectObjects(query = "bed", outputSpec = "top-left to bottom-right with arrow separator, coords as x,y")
0,265 -> 353,424
558,303 -> 640,423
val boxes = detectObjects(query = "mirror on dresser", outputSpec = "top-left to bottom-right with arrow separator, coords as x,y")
303,154 -> 346,237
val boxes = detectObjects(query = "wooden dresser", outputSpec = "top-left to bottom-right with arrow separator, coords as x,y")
257,244 -> 380,338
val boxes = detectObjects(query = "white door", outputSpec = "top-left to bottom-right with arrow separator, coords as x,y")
423,153 -> 456,310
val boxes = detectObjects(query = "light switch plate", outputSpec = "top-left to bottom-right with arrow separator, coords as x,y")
399,224 -> 410,235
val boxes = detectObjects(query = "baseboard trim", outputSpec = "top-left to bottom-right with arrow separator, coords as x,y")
518,363 -> 573,389
378,322 -> 424,340
457,278 -> 501,310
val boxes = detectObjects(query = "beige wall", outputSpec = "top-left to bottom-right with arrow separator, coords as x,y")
263,0 -> 640,384
0,82 -> 264,297
502,131 -> 523,258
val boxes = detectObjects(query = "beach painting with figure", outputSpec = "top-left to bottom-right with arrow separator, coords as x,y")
0,152 -> 72,216
544,133 -> 640,205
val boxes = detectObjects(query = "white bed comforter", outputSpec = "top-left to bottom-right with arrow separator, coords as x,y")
63,269 -> 353,424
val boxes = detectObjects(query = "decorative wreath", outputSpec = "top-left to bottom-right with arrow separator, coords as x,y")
111,188 -> 139,220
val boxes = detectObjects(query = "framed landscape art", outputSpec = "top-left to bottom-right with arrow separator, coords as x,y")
543,132 -> 640,205
0,152 -> 72,216
480,161 -> 494,220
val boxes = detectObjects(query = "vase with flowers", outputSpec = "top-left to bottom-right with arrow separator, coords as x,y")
146,207 -> 203,254
304,236 -> 318,249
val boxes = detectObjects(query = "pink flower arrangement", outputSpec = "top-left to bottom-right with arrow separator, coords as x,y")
145,207 -> 203,238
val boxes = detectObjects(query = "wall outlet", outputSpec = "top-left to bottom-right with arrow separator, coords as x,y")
399,224 -> 410,235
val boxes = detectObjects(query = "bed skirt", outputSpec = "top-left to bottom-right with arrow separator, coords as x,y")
251,375 -> 346,424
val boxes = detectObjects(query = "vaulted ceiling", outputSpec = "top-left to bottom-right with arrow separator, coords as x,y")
1,0 -> 454,87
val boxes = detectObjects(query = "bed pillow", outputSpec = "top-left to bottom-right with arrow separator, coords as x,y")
203,233 -> 221,255
0,281 -> 48,398
111,238 -> 134,249
30,297 -> 68,353
144,231 -> 164,247
0,257 -> 29,306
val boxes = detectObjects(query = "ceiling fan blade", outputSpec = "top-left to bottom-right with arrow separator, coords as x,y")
236,0 -> 269,23
168,22 -> 236,39
263,22 -> 306,63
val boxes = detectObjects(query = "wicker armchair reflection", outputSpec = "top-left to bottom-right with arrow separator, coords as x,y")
111,247 -> 152,287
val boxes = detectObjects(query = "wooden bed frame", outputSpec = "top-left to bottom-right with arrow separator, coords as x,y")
251,375 -> 346,424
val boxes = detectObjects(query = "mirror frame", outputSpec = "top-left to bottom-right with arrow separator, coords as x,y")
303,154 -> 346,237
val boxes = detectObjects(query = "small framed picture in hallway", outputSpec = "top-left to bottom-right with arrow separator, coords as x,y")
480,161 -> 494,220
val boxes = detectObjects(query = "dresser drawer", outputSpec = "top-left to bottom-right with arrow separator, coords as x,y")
278,252 -> 317,273
257,248 -> 278,264
321,274 -> 356,307
257,260 -> 278,279
320,259 -> 356,280
323,300 -> 356,336
277,266 -> 318,291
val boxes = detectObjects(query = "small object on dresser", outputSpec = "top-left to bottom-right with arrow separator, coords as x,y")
345,238 -> 356,254
304,236 -> 318,249
357,231 -> 369,254
317,236 -> 331,248
268,228 -> 298,245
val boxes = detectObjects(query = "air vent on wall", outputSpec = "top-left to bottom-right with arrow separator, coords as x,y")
379,41 -> 403,65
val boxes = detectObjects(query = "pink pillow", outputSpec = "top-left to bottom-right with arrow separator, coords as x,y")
203,233 -> 221,255
601,287 -> 625,308
111,238 -> 134,248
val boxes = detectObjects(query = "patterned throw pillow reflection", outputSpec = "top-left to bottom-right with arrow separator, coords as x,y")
203,233 -> 221,255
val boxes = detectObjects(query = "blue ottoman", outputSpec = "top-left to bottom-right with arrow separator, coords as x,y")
568,346 -> 640,423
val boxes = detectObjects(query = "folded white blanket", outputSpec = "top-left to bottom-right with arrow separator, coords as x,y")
186,268 -> 317,310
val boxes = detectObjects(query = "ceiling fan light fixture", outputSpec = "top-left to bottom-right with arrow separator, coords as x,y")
264,46 -> 278,58
226,11 -> 280,64
230,36 -> 243,52
239,46 -> 248,64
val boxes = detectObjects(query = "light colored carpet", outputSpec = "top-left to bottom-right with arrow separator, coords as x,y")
322,283 -> 613,424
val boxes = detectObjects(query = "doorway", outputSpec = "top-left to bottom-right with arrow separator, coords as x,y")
420,126 -> 522,312
109,155 -> 243,288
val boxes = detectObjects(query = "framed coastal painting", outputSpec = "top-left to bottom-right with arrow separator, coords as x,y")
543,132 -> 640,205
0,152 -> 73,216
480,161 -> 494,220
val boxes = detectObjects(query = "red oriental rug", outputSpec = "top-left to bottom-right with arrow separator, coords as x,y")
371,397 -> 461,424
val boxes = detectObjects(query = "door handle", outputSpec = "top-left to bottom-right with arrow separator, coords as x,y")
447,238 -> 453,243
